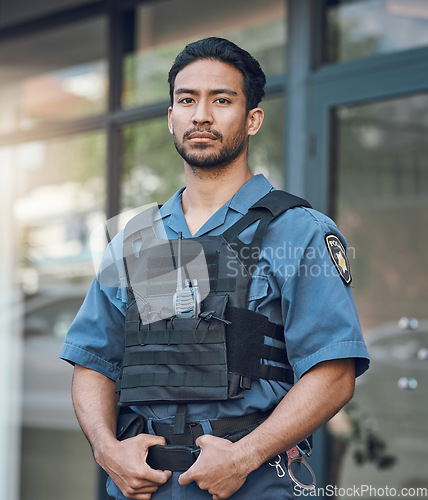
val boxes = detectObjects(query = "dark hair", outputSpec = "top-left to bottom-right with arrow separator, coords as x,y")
168,37 -> 266,113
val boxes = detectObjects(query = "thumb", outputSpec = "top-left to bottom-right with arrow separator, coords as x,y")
178,468 -> 193,486
179,438 -> 205,485
195,433 -> 216,448
138,433 -> 168,448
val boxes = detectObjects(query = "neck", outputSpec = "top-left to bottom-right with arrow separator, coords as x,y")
181,156 -> 253,235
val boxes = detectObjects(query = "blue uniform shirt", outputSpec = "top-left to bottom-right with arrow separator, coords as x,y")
60,174 -> 369,424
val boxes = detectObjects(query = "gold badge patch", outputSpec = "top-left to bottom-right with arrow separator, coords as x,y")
325,235 -> 352,284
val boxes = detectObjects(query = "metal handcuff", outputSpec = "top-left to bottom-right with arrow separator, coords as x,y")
269,440 -> 316,490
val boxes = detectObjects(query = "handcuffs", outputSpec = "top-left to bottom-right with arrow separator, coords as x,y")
269,440 -> 316,490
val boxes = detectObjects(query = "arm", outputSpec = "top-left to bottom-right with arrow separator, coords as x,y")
179,358 -> 355,499
72,364 -> 172,500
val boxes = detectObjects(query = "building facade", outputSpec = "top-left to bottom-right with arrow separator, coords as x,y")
1,1 -> 428,498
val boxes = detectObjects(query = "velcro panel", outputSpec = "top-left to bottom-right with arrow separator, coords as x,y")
143,244 -> 218,297
225,307 -> 293,383
147,251 -> 218,280
225,307 -> 266,377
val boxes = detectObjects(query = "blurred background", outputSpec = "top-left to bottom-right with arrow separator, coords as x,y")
0,0 -> 427,498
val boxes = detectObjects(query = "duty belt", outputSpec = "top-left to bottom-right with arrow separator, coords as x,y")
146,410 -> 271,472
116,408 -> 314,483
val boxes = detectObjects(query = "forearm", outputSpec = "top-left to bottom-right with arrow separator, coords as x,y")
72,364 -> 119,464
179,358 -> 355,498
235,358 -> 356,472
72,364 -> 172,499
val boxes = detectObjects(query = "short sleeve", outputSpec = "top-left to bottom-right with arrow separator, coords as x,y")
279,211 -> 370,379
59,233 -> 127,381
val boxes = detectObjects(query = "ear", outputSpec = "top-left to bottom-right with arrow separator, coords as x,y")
247,107 -> 264,137
167,106 -> 173,135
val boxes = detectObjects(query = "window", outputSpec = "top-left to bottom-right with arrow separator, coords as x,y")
334,94 -> 428,330
0,17 -> 107,134
123,0 -> 287,108
325,0 -> 428,63
0,0 -> 98,27
1,130 -> 105,500
330,93 -> 428,493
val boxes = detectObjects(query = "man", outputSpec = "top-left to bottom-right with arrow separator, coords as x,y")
61,37 -> 369,499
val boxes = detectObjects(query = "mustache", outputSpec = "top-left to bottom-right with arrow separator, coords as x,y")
183,127 -> 223,141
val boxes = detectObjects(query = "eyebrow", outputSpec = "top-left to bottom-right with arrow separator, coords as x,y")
174,88 -> 239,97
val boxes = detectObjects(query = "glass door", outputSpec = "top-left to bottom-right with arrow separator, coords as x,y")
329,93 -> 428,496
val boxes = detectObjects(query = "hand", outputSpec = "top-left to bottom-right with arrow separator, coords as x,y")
98,433 -> 172,500
178,435 -> 249,499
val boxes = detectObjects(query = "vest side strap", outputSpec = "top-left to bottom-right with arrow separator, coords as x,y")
257,364 -> 294,385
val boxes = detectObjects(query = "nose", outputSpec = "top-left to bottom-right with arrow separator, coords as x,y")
192,100 -> 213,125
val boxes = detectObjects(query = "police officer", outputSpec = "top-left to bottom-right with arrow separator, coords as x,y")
61,37 -> 370,499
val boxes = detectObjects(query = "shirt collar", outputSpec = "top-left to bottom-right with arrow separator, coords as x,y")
155,174 -> 274,236
156,187 -> 185,220
228,174 -> 274,214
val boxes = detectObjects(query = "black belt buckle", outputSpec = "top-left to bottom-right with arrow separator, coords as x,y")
146,444 -> 201,472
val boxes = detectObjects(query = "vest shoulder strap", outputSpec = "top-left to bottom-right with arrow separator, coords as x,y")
222,190 -> 311,276
249,189 -> 311,215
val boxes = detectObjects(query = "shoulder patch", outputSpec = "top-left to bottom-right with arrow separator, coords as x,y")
325,234 -> 352,284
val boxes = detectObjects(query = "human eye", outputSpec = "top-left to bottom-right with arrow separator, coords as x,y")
178,97 -> 194,104
215,97 -> 231,105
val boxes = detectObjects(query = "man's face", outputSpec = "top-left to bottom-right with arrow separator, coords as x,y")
168,59 -> 252,171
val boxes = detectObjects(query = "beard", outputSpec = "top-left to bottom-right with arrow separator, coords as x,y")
173,128 -> 247,171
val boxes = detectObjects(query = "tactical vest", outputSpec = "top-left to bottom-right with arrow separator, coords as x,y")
116,190 -> 311,406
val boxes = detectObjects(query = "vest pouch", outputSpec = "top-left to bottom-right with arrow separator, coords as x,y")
119,316 -> 228,405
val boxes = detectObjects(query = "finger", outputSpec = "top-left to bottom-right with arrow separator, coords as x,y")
123,482 -> 163,499
137,433 -> 168,447
195,433 -> 218,449
133,494 -> 154,500
195,434 -> 209,448
129,484 -> 159,493
178,468 -> 193,486
142,465 -> 172,484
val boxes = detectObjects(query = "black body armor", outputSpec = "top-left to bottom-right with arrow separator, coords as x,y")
116,190 -> 311,406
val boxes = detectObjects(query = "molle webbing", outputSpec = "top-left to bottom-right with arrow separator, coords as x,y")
117,316 -> 229,404
123,309 -> 291,381
117,305 -> 294,404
